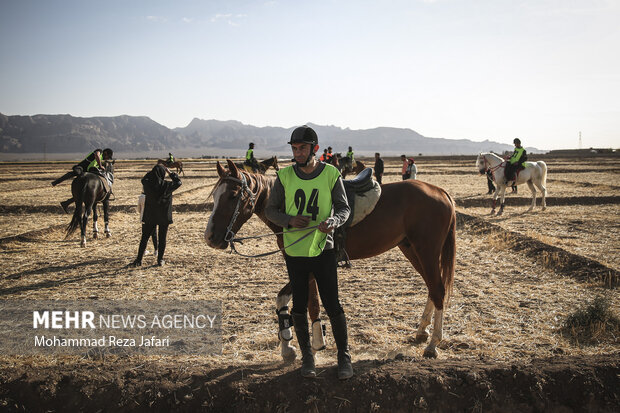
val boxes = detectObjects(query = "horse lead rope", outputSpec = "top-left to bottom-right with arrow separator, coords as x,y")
217,172 -> 321,259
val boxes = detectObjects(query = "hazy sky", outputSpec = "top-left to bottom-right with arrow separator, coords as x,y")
1,0 -> 618,150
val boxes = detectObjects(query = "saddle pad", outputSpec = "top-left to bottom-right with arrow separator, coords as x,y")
97,174 -> 111,194
350,180 -> 381,227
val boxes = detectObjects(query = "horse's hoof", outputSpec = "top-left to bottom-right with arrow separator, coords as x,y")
413,332 -> 429,344
497,211 -> 504,216
542,206 -> 547,211
105,232 -> 111,238
93,232 -> 98,239
423,346 -> 438,359
281,344 -> 297,362
80,241 -> 86,248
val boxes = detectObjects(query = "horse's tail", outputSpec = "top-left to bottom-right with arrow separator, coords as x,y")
65,195 -> 83,239
441,196 -> 457,307
65,178 -> 87,239
538,161 -> 548,192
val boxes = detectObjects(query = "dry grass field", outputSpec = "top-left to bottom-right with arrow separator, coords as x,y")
0,154 -> 618,412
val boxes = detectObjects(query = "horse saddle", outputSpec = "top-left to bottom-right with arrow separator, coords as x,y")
86,172 -> 112,194
335,168 -> 382,268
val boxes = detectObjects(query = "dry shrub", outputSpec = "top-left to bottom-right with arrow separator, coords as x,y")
560,295 -> 620,345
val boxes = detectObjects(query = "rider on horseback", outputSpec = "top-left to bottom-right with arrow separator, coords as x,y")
265,125 -> 353,380
55,148 -> 114,213
346,146 -> 354,165
52,148 -> 113,186
245,142 -> 260,172
167,152 -> 174,166
504,138 -> 527,184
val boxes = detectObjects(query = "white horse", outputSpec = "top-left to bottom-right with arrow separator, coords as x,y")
476,152 -> 547,215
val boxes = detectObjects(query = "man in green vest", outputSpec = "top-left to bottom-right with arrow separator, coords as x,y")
167,152 -> 174,166
244,142 -> 259,172
504,138 -> 527,184
346,146 -> 354,164
52,148 -> 113,187
54,148 -> 114,213
265,125 -> 353,380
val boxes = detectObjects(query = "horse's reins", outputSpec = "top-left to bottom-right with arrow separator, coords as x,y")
215,172 -> 320,258
483,155 -> 505,181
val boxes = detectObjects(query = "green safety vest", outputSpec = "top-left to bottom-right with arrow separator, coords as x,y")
278,164 -> 341,257
85,151 -> 100,171
346,151 -> 354,163
246,149 -> 254,160
509,147 -> 525,164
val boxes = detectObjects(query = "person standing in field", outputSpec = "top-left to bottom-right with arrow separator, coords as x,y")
374,152 -> 384,184
132,164 -> 182,267
265,125 -> 353,380
400,154 -> 410,180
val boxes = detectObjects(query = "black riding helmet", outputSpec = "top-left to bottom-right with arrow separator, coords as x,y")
513,138 -> 521,145
288,126 -> 318,167
102,148 -> 113,159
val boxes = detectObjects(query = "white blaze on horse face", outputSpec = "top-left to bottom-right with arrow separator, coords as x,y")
204,183 -> 227,247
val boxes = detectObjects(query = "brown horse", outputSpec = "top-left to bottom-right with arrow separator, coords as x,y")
157,159 -> 185,176
235,156 -> 279,174
204,160 -> 456,360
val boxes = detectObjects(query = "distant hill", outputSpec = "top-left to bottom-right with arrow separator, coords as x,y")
0,113 -> 540,155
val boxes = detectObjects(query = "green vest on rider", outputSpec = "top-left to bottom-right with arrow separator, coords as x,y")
246,149 -> 254,161
84,150 -> 102,172
509,147 -> 525,165
278,164 -> 341,257
346,151 -> 354,163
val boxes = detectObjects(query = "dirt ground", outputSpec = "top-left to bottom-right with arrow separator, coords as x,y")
0,155 -> 618,412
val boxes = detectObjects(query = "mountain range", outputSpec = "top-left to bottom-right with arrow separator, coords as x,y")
0,113 -> 540,156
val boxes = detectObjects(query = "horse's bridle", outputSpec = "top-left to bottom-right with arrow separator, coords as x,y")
214,171 -> 320,258
482,155 -> 504,180
218,173 -> 259,244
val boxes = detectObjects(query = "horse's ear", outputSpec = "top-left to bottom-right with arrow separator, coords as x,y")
216,161 -> 226,177
226,159 -> 239,178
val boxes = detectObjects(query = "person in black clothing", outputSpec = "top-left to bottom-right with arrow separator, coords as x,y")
131,164 -> 182,267
486,170 -> 495,194
374,152 -> 384,184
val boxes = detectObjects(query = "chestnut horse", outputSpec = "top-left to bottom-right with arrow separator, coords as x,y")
204,160 -> 456,360
157,159 -> 185,176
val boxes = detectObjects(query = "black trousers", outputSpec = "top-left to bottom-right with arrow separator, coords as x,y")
504,163 -> 516,181
486,174 -> 495,193
285,249 -> 344,318
137,222 -> 168,262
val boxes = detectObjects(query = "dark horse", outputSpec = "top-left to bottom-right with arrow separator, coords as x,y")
157,159 -> 185,176
235,156 -> 280,174
204,160 -> 456,360
66,162 -> 114,247
333,154 -> 365,178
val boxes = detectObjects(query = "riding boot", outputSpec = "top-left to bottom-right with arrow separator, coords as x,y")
329,312 -> 354,380
51,171 -> 75,187
290,311 -> 316,378
60,199 -> 72,214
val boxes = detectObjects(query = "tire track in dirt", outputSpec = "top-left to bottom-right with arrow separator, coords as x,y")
454,195 -> 620,208
457,212 -> 618,288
